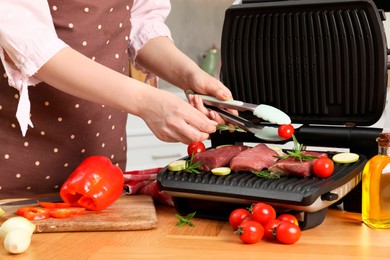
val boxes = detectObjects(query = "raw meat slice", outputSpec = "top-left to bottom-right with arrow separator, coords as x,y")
269,151 -> 328,177
230,144 -> 279,172
192,145 -> 247,171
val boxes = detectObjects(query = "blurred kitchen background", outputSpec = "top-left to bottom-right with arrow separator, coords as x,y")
159,0 -> 233,93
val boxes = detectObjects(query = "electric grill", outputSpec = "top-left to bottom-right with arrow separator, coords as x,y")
157,0 -> 389,229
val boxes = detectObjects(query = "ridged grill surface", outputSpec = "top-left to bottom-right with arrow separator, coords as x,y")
157,155 -> 366,206
220,1 -> 387,125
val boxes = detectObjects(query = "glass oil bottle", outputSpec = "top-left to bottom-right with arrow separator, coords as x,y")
362,133 -> 390,229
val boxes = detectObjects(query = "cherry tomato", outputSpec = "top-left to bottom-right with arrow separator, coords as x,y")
278,124 -> 295,139
263,218 -> 281,240
187,141 -> 206,157
276,221 -> 302,244
277,214 -> 299,226
250,202 -> 276,226
229,208 -> 252,230
235,220 -> 264,244
49,207 -> 86,218
16,206 -> 51,221
313,157 -> 334,178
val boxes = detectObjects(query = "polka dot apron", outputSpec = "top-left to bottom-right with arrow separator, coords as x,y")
0,1 -> 133,199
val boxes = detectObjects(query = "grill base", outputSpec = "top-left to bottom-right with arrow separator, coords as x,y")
172,197 -> 329,230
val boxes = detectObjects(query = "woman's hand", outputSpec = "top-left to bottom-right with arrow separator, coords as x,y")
137,87 -> 218,144
187,67 -> 232,100
186,68 -> 238,123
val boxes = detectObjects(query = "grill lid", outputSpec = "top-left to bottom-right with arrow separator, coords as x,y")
220,0 -> 388,126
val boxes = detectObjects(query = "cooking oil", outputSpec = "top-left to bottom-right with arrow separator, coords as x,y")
362,133 -> 390,229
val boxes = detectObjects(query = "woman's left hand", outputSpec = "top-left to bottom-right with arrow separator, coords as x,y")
186,69 -> 236,124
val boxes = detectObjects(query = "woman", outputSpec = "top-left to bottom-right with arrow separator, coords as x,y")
0,0 -> 232,199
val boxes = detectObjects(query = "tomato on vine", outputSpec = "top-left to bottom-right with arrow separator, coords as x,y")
187,141 -> 206,157
278,124 -> 295,139
313,157 -> 334,178
250,202 -> 276,226
263,218 -> 281,240
229,208 -> 252,230
276,221 -> 302,244
277,214 -> 299,226
235,220 -> 264,244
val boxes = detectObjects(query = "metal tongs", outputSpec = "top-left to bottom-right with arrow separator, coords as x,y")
186,90 -> 291,141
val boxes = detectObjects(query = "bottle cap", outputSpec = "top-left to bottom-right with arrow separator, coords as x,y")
376,133 -> 390,147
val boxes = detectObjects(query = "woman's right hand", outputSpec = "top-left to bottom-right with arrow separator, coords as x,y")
137,87 -> 218,144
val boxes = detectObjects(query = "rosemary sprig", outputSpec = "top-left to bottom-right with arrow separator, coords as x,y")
252,170 -> 283,179
276,135 -> 318,161
184,155 -> 202,174
216,124 -> 246,133
176,212 -> 196,227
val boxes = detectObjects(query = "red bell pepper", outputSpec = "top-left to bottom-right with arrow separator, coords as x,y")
49,207 -> 86,218
38,202 -> 71,209
60,156 -> 124,211
16,206 -> 51,220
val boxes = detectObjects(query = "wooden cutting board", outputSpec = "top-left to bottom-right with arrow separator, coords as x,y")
0,195 -> 158,233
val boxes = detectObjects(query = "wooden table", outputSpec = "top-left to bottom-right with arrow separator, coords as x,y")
1,204 -> 389,260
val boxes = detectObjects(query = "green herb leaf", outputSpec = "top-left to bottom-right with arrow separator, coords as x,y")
276,135 -> 318,162
216,124 -> 246,133
185,155 -> 202,174
252,170 -> 283,179
176,212 -> 196,227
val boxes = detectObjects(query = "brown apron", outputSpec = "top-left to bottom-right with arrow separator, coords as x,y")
0,1 -> 132,199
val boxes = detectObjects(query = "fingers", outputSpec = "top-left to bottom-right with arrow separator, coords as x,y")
212,82 -> 233,101
147,99 -> 217,144
187,93 -> 234,125
147,118 -> 212,144
201,75 -> 233,101
189,95 -> 209,115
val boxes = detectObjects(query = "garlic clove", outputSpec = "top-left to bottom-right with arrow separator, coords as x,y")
3,228 -> 32,254
0,217 -> 36,240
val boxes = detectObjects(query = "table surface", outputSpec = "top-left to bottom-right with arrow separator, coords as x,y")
1,203 -> 390,260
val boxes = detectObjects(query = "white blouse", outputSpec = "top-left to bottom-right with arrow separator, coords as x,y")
0,0 -> 172,136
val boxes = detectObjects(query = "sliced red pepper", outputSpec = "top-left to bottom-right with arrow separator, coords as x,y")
60,156 -> 124,211
49,207 -> 86,218
38,201 -> 71,209
16,206 -> 51,221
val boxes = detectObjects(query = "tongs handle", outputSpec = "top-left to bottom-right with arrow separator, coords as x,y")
186,90 -> 257,111
186,90 -> 291,125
